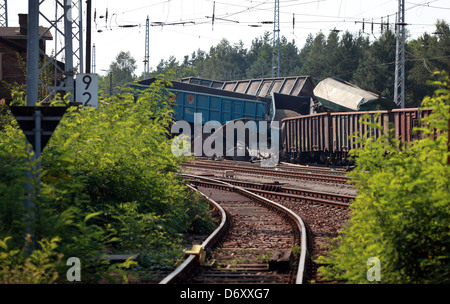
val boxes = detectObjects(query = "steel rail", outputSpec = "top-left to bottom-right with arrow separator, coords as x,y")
159,184 -> 229,284
178,174 -> 309,284
186,177 -> 354,205
182,162 -> 350,184
187,179 -> 350,209
191,159 -> 348,176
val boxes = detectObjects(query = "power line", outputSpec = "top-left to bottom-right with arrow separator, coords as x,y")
81,0 -> 448,73
416,4 -> 450,10
116,0 -> 172,15
92,0 -> 444,36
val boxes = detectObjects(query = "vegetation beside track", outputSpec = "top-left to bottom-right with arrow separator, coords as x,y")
0,75 -> 216,283
317,71 -> 450,283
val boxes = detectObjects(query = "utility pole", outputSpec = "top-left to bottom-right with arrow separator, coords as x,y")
23,0 -> 40,247
64,0 -> 75,103
272,0 -> 280,78
0,0 -> 7,27
27,1 -> 39,106
394,0 -> 406,108
86,0 -> 92,73
73,0 -> 83,73
143,16 -> 149,79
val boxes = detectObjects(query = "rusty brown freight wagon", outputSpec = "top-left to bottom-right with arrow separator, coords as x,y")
281,108 -> 431,165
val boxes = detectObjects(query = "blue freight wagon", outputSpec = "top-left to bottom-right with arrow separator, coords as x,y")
136,78 -> 269,125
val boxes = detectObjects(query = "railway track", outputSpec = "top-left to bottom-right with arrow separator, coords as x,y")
160,178 -> 307,284
191,158 -> 349,176
183,174 -> 352,208
182,160 -> 351,185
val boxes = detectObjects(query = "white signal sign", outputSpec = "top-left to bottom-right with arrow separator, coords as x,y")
76,74 -> 98,108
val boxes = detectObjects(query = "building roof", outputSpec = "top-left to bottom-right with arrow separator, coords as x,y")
0,27 -> 53,40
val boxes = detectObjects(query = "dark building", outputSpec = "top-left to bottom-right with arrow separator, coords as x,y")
0,14 -> 53,100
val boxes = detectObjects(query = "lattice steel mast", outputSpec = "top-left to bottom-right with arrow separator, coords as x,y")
272,0 -> 280,78
72,0 -> 83,73
0,0 -> 7,27
394,0 -> 406,108
28,0 -> 83,103
144,15 -> 150,79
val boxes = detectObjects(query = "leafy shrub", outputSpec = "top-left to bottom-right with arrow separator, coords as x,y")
0,74 -> 216,283
0,234 -> 63,284
317,71 -> 450,283
0,117 -> 27,248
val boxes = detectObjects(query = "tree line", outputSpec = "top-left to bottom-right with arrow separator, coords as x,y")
101,19 -> 450,108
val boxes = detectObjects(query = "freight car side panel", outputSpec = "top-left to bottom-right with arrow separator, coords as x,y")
313,113 -> 331,152
281,108 -> 424,164
172,90 -> 266,125
133,81 -> 267,125
391,108 -> 438,143
331,111 -> 391,153
282,112 -> 330,154
391,108 -> 419,144
418,108 -> 442,140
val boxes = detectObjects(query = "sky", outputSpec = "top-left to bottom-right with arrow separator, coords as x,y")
5,0 -> 450,77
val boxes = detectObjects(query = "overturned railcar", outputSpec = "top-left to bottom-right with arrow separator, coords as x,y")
181,76 -> 317,121
136,76 -> 315,162
313,77 -> 398,112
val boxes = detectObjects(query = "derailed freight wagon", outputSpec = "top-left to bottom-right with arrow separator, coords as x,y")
313,77 -> 398,112
136,77 -> 315,162
136,78 -> 268,125
181,76 -> 317,121
281,108 -> 431,165
135,78 -> 279,161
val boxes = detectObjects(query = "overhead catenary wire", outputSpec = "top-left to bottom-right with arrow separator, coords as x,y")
85,0 -> 449,75
92,0 -> 445,37
114,3 -> 440,35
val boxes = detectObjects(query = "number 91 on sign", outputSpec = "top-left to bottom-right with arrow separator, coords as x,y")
75,74 -> 98,109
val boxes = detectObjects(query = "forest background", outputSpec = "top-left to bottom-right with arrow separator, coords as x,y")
100,20 -> 450,108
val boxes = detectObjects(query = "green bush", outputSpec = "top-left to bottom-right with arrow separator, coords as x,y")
0,234 -> 63,284
317,71 -> 450,283
0,75 -> 216,283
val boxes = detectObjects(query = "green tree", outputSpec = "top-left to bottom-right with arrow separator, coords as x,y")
323,31 -> 340,77
300,32 -> 328,81
406,20 -> 450,106
279,37 -> 302,77
152,55 -> 194,80
352,29 -> 397,100
100,51 -> 137,96
198,39 -> 249,80
110,51 -> 137,84
298,31 -> 370,82
335,31 -> 370,81
246,33 -> 273,78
